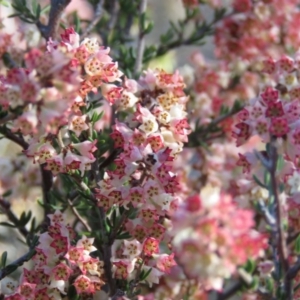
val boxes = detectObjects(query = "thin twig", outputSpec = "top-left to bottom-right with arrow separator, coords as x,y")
80,0 -> 105,40
2,53 -> 17,69
0,127 -> 53,225
0,114 -> 17,126
0,248 -> 36,280
0,126 -> 29,149
56,129 -> 65,149
71,175 -> 116,295
108,209 -> 131,245
269,141 -> 291,298
187,104 -> 243,147
287,258 -> 300,280
36,0 -> 71,40
134,0 -> 148,75
106,0 -> 118,31
155,12 -> 229,59
68,199 -> 91,231
0,198 -> 29,238
40,165 -> 53,223
217,280 -> 243,300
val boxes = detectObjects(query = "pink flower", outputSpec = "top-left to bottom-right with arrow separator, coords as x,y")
12,111 -> 38,135
45,153 -> 64,175
143,237 -> 159,257
155,253 -> 177,274
68,115 -> 89,136
52,263 -> 73,281
123,239 -> 142,258
60,27 -> 80,49
73,275 -> 94,294
71,140 -> 97,160
112,259 -> 136,280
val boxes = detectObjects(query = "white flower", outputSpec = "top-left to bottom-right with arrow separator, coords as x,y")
123,239 -> 142,259
287,171 -> 300,194
0,277 -> 18,295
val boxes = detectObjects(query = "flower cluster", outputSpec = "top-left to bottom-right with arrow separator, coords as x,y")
13,28 -> 122,176
215,0 -> 300,64
231,52 -> 300,298
3,211 -> 105,299
95,68 -> 190,285
0,26 -> 191,296
232,54 -> 300,155
5,0 -> 300,297
171,193 -> 267,291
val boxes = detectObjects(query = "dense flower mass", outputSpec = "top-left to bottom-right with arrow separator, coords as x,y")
3,0 -> 300,299
215,0 -> 300,63
0,27 -> 190,299
171,193 -> 267,290
4,211 -> 105,299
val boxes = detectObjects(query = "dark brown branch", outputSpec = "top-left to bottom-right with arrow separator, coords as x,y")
269,142 -> 291,298
36,0 -> 72,40
134,0 -> 148,75
71,176 -> 116,295
187,104 -> 244,147
106,0 -> 118,31
0,126 -> 29,150
217,281 -> 243,300
40,164 -> 53,222
155,12 -> 229,59
0,248 -> 36,280
0,198 -> 29,238
0,127 -> 53,225
80,0 -> 105,40
68,198 -> 91,231
108,208 -> 131,245
287,258 -> 300,280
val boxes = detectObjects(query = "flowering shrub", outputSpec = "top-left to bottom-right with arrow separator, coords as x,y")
1,0 -> 300,299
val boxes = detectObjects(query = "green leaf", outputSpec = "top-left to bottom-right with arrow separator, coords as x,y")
248,275 -> 259,290
116,232 -> 132,240
160,28 -> 174,44
0,221 -> 16,228
243,259 -> 256,274
294,282 -> 300,292
0,0 -> 10,7
295,235 -> 300,254
91,111 -> 103,124
1,251 -> 7,267
76,190 -> 91,200
253,174 -> 268,189
36,4 -> 41,19
73,11 -> 81,33
140,267 -> 152,281
67,285 -> 80,300
40,4 -> 50,14
276,155 -> 284,172
103,219 -> 111,233
265,277 -> 274,293
264,170 -> 271,187
2,190 -> 12,197
31,0 -> 37,15
19,210 -> 32,226
30,217 -> 36,233
4,264 -> 18,274
144,21 -> 154,35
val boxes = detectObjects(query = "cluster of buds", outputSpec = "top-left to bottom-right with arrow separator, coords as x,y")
3,211 -> 105,299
